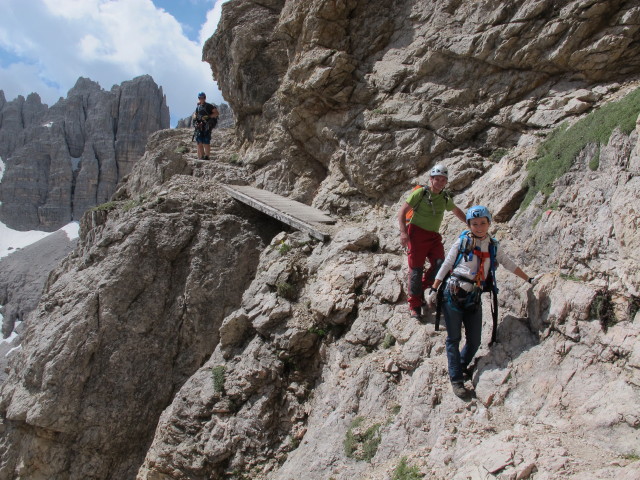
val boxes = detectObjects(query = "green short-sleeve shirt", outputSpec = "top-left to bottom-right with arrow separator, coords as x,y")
406,187 -> 455,232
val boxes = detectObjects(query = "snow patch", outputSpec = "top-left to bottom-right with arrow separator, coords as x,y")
6,345 -> 22,357
61,221 -> 80,240
0,221 -> 80,258
0,157 -> 4,182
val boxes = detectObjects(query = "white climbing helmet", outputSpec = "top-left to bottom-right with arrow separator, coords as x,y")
430,164 -> 448,178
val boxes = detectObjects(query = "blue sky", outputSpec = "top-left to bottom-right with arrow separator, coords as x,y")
0,0 -> 231,126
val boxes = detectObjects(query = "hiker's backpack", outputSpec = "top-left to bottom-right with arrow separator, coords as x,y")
435,230 -> 501,344
404,186 -> 451,226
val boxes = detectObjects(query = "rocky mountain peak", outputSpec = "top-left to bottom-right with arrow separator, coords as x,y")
0,74 -> 170,231
67,76 -> 103,96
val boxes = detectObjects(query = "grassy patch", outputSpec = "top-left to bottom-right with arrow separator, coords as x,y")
211,365 -> 226,393
489,148 -> 508,162
522,87 -> 640,209
588,145 -> 601,171
308,326 -> 328,337
560,273 -> 583,282
276,281 -> 296,301
392,457 -> 423,480
344,417 -> 382,462
532,213 -> 543,229
278,241 -> 292,256
382,332 -> 396,349
91,201 -> 118,212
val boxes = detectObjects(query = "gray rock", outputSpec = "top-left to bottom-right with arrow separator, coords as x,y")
0,75 -> 169,231
206,0 -> 640,206
3,1 -> 640,480
0,152 -> 266,479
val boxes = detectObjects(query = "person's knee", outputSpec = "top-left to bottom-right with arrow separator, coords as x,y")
409,267 -> 424,296
446,334 -> 462,345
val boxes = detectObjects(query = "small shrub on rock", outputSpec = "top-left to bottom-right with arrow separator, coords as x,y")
392,457 -> 423,480
211,365 -> 226,393
344,417 -> 382,462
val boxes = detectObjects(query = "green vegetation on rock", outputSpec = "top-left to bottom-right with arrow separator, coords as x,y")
522,87 -> 640,209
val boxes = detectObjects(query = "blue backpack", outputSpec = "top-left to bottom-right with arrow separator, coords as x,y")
435,230 -> 501,344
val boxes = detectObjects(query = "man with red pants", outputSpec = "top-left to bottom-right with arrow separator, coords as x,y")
397,165 -> 466,320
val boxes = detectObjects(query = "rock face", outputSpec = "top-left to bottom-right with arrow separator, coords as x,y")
0,230 -> 78,382
135,127 -> 640,479
0,75 -> 170,231
0,129 -> 282,479
1,1 -> 640,480
206,0 -> 640,207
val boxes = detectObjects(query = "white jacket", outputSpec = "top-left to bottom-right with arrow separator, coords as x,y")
436,235 -> 518,291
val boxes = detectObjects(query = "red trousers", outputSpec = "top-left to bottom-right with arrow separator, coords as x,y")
406,224 -> 444,309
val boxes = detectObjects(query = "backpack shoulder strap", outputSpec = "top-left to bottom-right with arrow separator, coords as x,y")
454,230 -> 474,266
408,185 -> 425,208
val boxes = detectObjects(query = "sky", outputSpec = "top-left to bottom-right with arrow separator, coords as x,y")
0,0 -> 231,126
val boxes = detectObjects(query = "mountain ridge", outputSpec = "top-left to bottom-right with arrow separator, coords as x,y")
0,74 -> 170,232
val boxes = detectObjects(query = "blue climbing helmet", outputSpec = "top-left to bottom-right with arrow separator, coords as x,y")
198,92 -> 206,98
466,205 -> 492,224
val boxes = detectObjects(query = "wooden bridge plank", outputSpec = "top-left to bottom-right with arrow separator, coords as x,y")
221,184 -> 334,241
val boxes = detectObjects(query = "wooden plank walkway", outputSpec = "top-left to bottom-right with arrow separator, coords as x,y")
221,184 -> 335,241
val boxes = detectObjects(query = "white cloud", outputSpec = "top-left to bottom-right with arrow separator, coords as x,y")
0,0 -> 229,125
0,62 -> 63,107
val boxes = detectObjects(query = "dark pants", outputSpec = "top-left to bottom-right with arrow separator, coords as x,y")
443,288 -> 482,383
406,224 -> 444,309
195,128 -> 212,144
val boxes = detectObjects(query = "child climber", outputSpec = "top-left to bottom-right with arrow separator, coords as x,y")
426,205 -> 541,398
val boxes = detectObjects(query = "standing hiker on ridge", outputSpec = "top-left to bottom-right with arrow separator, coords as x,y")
397,164 -> 466,321
192,92 -> 219,160
427,205 -> 541,398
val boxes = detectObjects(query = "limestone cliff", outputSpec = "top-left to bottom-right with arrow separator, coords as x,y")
1,1 -> 640,480
206,0 -> 640,207
0,75 -> 170,231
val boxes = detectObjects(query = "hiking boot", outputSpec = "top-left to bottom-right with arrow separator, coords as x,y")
462,364 -> 474,380
409,306 -> 422,320
451,381 -> 468,398
204,155 -> 209,160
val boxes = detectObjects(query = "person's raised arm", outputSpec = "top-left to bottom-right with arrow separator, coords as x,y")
452,205 -> 466,223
